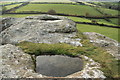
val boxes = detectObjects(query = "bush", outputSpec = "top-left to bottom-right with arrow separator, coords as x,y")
47,9 -> 56,15
91,20 -> 97,24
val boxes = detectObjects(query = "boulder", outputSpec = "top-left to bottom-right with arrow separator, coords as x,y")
83,32 -> 120,60
0,44 -> 44,78
0,17 -> 23,33
0,15 -> 82,46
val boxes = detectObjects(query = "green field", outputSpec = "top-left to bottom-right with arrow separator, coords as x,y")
67,17 -> 117,26
67,16 -> 91,22
91,19 -> 117,26
31,0 -> 73,3
110,18 -> 119,25
15,4 -> 102,16
98,8 -> 118,16
77,24 -> 119,42
5,3 -> 23,10
0,2 -> 12,5
0,14 -> 41,18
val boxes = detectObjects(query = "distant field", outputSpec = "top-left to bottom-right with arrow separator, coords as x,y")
67,17 -> 91,22
0,14 -> 40,18
0,2 -> 12,5
0,0 -> 29,2
77,24 -> 119,42
91,19 -> 117,26
15,4 -> 102,16
98,8 -> 118,16
110,18 -> 119,25
67,17 -> 117,26
30,0 -> 73,2
5,3 -> 23,10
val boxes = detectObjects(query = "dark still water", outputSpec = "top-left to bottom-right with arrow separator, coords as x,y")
36,55 -> 83,77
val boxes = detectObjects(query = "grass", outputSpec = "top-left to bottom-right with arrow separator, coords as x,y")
67,17 -> 117,26
77,24 -> 119,42
0,14 -> 41,18
31,0 -> 73,3
0,2 -> 12,5
91,19 -> 117,26
5,3 -> 23,10
67,16 -> 91,22
98,7 -> 118,16
110,18 -> 119,25
15,4 -> 102,16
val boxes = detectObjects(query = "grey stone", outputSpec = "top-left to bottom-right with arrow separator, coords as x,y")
0,44 -> 44,78
66,55 -> 106,78
36,55 -> 83,77
83,32 -> 120,60
0,15 -> 82,46
0,17 -> 24,33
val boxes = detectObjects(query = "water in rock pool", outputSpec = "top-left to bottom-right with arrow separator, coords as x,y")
36,55 -> 83,77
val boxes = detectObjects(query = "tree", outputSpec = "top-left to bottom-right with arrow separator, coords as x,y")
47,9 -> 56,15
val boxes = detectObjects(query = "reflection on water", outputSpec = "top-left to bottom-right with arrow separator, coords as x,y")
36,55 -> 83,77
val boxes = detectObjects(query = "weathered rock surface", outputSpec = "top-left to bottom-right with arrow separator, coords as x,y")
36,55 -> 83,77
0,17 -> 24,33
0,15 -> 82,46
66,55 -> 106,78
83,32 -> 120,60
0,44 -> 105,78
0,44 -> 44,78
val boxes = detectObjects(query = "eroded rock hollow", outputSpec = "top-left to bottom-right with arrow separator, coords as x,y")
36,55 -> 83,77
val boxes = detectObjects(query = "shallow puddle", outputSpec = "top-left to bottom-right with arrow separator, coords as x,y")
36,55 -> 83,77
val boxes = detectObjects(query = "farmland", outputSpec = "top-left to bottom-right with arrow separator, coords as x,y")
0,2 -> 12,5
110,18 -> 119,25
98,7 -> 118,16
0,14 -> 40,18
31,0 -> 73,3
5,3 -> 23,10
67,17 -> 117,26
77,24 -> 119,42
15,4 -> 102,16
